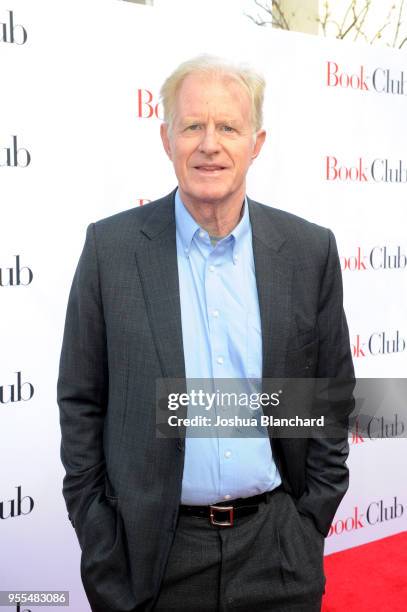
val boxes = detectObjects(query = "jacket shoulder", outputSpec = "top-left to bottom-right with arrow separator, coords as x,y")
248,199 -> 335,261
93,192 -> 174,234
249,199 -> 330,237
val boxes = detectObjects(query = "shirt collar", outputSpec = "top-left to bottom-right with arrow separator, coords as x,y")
175,189 -> 201,255
230,195 -> 250,245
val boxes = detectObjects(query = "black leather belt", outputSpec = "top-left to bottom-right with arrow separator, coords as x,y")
179,485 -> 282,527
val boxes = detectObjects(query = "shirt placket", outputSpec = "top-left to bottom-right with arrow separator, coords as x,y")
204,238 -> 237,501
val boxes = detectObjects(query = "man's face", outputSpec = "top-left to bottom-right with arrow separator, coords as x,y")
160,73 -> 266,209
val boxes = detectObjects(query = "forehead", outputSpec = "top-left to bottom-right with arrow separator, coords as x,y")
174,72 -> 251,118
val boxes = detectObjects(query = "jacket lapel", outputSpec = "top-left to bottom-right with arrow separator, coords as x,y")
249,199 -> 293,379
134,191 -> 186,381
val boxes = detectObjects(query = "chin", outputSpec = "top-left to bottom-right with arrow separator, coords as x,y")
188,186 -> 231,205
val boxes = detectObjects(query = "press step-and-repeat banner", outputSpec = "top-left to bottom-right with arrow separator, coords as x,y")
1,0 -> 406,609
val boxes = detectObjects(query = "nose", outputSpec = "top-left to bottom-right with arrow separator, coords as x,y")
198,126 -> 221,155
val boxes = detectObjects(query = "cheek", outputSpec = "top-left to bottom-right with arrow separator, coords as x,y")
173,145 -> 193,168
234,153 -> 252,170
229,143 -> 254,165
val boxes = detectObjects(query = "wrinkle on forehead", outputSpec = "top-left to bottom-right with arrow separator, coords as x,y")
174,73 -> 252,126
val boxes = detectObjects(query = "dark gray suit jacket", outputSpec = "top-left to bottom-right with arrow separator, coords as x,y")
57,190 -> 354,611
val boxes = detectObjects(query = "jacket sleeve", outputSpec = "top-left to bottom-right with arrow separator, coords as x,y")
296,229 -> 355,536
57,223 -> 108,546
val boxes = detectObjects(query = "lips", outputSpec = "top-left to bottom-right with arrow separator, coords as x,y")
195,165 -> 226,171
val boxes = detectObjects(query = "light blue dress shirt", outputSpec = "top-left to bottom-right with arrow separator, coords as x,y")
175,190 -> 281,504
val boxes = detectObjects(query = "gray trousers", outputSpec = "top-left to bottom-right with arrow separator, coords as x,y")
153,488 -> 326,612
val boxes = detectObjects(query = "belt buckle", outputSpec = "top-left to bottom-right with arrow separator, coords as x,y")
209,504 -> 234,527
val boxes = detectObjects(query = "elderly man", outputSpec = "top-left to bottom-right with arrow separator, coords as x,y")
57,55 -> 354,612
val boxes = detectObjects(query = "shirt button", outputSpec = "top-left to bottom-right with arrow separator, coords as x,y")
209,265 -> 215,272
212,309 -> 219,318
224,494 -> 231,500
224,450 -> 232,459
199,230 -> 205,238
217,356 -> 224,365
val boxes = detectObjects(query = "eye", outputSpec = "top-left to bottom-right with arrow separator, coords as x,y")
187,124 -> 202,131
221,125 -> 235,133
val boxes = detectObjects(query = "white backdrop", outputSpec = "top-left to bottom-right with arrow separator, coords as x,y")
1,0 -> 406,609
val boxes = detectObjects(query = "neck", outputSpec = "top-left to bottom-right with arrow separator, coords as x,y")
179,189 -> 245,237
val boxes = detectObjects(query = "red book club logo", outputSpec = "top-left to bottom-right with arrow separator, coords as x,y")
0,255 -> 33,286
351,331 -> 406,358
326,61 -> 407,96
0,10 -> 27,45
351,415 -> 405,444
351,329 -> 407,359
328,497 -> 404,537
136,89 -> 163,120
0,486 -> 34,520
340,246 -> 407,271
325,156 -> 407,183
0,136 -> 31,168
0,372 -> 34,404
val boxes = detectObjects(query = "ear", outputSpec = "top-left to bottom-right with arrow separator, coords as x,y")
251,129 -> 266,162
160,123 -> 173,160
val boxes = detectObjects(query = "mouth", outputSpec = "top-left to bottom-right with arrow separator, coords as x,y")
194,165 -> 226,174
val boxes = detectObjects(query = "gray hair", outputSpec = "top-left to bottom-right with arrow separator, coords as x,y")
160,54 -> 265,132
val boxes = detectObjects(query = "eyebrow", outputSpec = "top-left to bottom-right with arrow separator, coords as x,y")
180,117 -> 241,126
